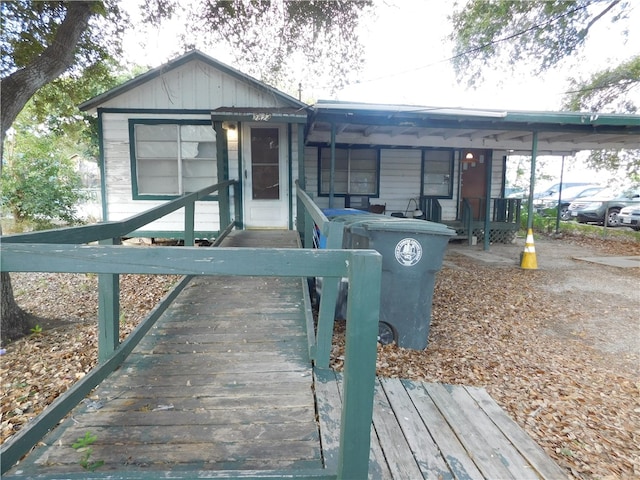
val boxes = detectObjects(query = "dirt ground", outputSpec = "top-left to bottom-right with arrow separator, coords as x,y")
451,236 -> 640,369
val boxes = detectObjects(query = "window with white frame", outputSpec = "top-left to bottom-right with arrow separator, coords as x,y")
133,122 -> 217,198
319,147 -> 379,195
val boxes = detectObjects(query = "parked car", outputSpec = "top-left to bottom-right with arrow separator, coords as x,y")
618,205 -> 640,231
534,185 -> 604,220
504,186 -> 527,199
568,187 -> 640,226
533,182 -> 596,200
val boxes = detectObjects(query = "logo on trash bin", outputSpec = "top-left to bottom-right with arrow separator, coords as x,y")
394,238 -> 422,266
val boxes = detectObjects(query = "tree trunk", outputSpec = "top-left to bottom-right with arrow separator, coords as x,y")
1,1 -> 96,340
0,272 -> 31,343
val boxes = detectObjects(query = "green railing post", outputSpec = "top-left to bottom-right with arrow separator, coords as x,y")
337,250 -> 381,480
98,237 -> 121,363
315,221 -> 345,368
215,121 -> 231,230
233,182 -> 242,228
304,210 -> 314,249
184,202 -> 195,246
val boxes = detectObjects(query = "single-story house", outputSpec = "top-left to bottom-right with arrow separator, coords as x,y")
79,50 -> 640,242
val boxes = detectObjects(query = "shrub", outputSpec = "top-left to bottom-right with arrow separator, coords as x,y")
1,136 -> 85,224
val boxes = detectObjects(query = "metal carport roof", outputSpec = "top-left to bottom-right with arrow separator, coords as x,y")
306,100 -> 640,155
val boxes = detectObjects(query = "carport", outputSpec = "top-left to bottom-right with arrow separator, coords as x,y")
307,103 -> 640,250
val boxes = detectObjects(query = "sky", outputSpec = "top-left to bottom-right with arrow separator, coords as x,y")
122,0 -> 640,112
121,0 -> 640,186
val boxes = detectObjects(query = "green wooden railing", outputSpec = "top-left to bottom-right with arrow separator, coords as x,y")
493,197 -> 522,224
295,181 -> 349,369
420,197 -> 443,223
1,181 -> 382,480
2,180 -> 240,363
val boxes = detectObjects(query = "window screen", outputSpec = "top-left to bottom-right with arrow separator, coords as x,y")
134,123 -> 217,197
319,147 -> 378,195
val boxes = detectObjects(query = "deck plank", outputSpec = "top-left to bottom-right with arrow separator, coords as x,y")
380,378 -> 455,479
314,370 -> 394,480
313,369 -> 342,471
401,379 -> 484,480
312,373 -> 565,480
465,386 -> 568,480
371,379 -> 425,479
444,384 -> 540,479
423,383 -> 518,479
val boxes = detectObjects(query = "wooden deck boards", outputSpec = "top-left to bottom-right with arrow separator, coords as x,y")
315,370 -> 567,480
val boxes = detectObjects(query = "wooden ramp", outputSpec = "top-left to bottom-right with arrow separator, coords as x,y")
8,230 -> 325,475
315,370 -> 567,480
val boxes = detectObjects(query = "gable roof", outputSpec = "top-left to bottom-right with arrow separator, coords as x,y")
79,50 -> 308,112
307,100 -> 640,154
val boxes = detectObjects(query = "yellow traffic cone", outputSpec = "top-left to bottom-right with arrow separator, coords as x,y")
520,228 -> 538,269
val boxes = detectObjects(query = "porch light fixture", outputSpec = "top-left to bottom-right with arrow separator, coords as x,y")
461,152 -> 476,167
222,121 -> 238,141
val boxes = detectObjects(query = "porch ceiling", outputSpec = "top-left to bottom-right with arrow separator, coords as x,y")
306,102 -> 640,155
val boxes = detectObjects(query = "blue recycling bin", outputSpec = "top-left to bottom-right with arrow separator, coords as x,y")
316,208 -> 375,248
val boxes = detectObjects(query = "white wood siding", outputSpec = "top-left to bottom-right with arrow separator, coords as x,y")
378,149 -> 422,216
303,146 -> 506,222
102,112 -> 220,235
99,60 -> 292,110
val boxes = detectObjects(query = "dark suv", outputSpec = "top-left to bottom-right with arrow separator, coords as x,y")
568,187 -> 640,226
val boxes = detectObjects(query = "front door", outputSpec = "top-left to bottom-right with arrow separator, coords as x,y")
459,149 -> 489,220
242,125 -> 289,228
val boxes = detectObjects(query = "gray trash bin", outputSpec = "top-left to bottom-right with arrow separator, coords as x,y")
346,218 -> 455,350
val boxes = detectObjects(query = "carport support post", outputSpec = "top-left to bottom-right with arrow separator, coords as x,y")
329,122 -> 336,209
526,132 -> 539,232
555,155 -> 565,234
483,153 -> 492,251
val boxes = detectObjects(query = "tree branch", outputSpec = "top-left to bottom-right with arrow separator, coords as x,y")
581,0 -> 622,37
1,1 -> 95,149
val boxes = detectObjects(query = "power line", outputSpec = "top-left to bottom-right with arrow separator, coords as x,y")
342,2 -> 592,88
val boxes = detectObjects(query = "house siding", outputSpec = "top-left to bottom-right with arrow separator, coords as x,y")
379,149 -> 422,216
101,112 -> 220,235
304,146 -> 506,221
97,60 -> 293,111
97,58 -> 299,236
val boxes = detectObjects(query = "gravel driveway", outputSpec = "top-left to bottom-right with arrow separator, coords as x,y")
450,236 -> 640,368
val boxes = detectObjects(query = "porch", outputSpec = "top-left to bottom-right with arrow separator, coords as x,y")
422,196 -> 523,245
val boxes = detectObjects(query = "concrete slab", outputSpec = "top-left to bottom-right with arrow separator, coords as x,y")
573,255 -> 640,268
